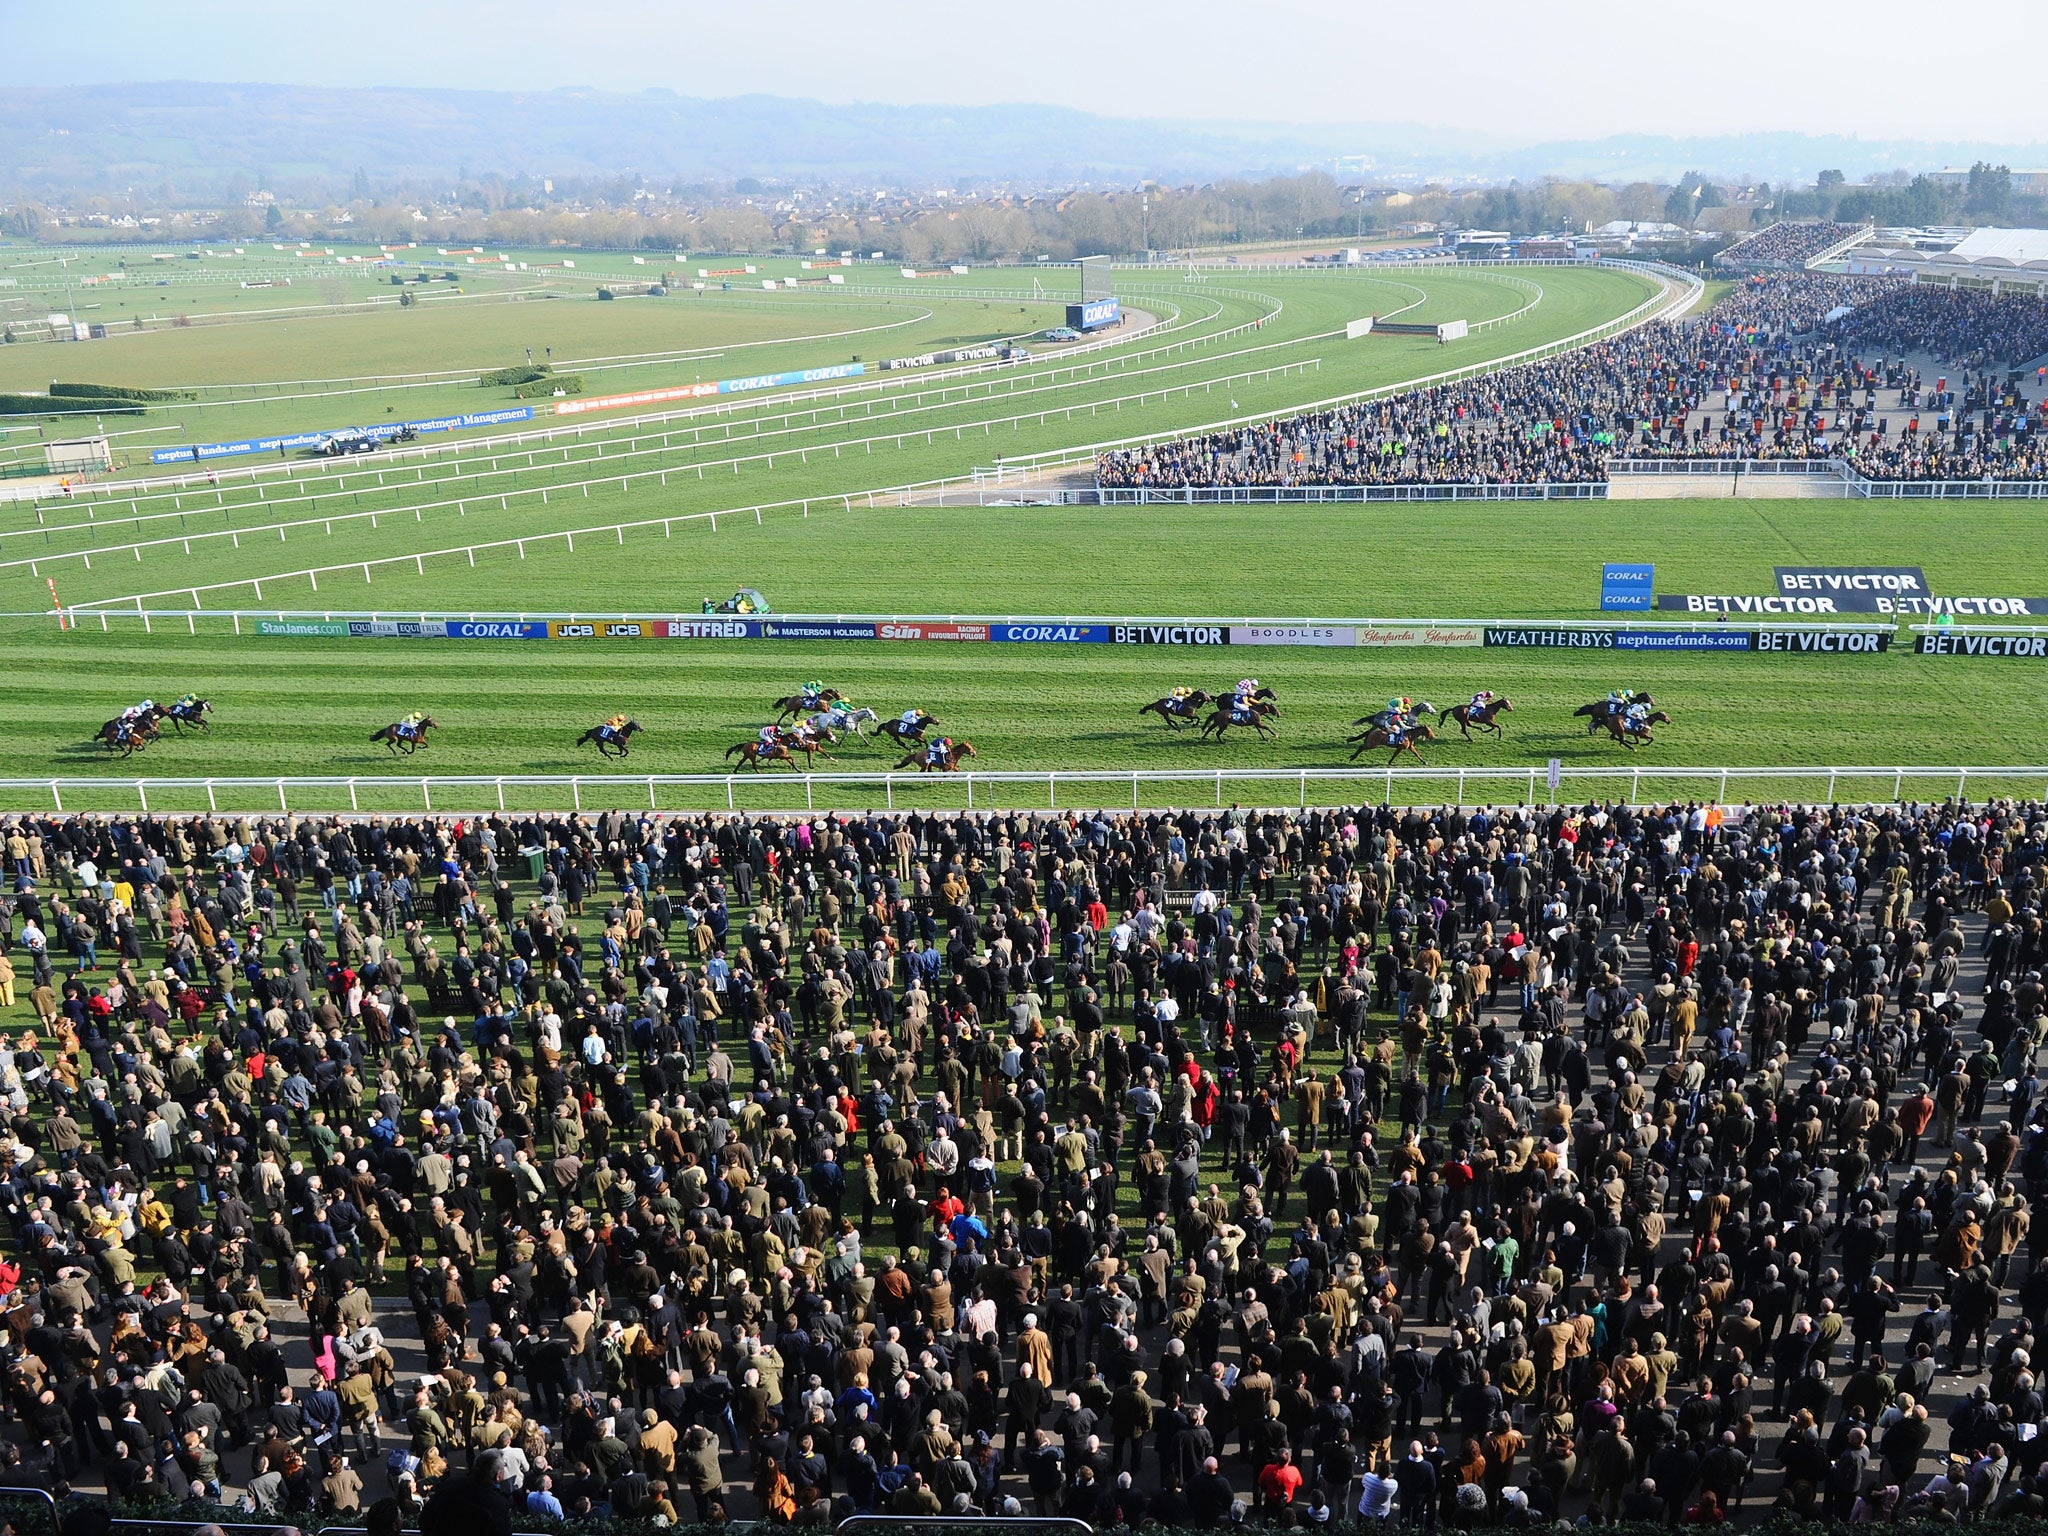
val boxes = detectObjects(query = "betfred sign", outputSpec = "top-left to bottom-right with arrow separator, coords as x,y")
653,619 -> 757,639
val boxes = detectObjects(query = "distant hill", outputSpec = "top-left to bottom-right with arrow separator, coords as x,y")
5,84 -> 2048,200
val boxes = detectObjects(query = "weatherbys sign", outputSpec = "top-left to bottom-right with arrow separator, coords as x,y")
1484,627 -> 1616,648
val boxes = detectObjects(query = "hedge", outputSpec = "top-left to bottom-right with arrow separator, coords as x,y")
0,394 -> 142,417
481,363 -> 552,387
513,373 -> 584,398
48,381 -> 189,402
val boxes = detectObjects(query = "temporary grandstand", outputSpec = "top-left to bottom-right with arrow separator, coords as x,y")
1716,219 -> 1874,271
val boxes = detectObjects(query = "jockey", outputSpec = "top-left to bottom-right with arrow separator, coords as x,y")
1236,678 -> 1262,699
174,692 -> 199,713
1468,689 -> 1494,715
111,718 -> 134,745
1623,701 -> 1650,730
1385,719 -> 1406,746
121,699 -> 155,724
926,736 -> 952,766
604,714 -> 627,737
899,707 -> 925,731
800,680 -> 827,708
758,723 -> 781,748
1608,688 -> 1636,708
1386,695 -> 1412,722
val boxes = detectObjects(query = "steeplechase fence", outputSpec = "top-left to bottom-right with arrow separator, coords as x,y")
3,766 -> 2045,817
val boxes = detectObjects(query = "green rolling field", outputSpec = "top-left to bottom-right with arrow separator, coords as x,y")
7,248 -> 2034,810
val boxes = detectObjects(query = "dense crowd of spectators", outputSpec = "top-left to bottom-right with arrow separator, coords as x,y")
1,796 -> 2047,1531
1098,272 -> 2048,490
1717,223 -> 1865,271
1817,286 -> 2048,372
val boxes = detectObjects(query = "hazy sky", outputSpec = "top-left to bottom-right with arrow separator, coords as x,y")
16,0 -> 2048,144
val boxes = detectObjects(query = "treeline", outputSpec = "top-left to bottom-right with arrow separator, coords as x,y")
18,166 -> 2048,262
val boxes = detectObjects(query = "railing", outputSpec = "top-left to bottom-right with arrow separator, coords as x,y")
1087,482 -> 1604,503
4,766 -> 2045,815
1607,458 -> 1847,477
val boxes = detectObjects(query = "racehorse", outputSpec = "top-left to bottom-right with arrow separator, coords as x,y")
773,688 -> 842,723
877,712 -> 937,745
1573,694 -> 1655,734
1348,723 -> 1438,764
96,716 -> 159,756
1599,709 -> 1671,750
1138,689 -> 1212,730
1221,685 -> 1281,715
163,698 -> 213,733
726,739 -> 798,771
576,719 -> 645,758
369,717 -> 438,754
892,739 -> 977,773
1441,696 -> 1512,739
1200,699 -> 1279,742
1352,702 -> 1435,732
808,705 -> 879,740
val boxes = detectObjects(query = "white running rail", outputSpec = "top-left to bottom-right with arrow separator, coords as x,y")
4,765 -> 2043,815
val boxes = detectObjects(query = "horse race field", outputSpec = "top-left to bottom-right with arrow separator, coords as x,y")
3,244 -> 2043,809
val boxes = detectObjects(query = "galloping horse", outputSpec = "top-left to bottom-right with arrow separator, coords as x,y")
370,716 -> 438,754
773,688 -> 842,723
1348,723 -> 1438,764
726,739 -> 797,771
1573,694 -> 1654,735
163,698 -> 213,733
576,719 -> 645,759
727,726 -> 837,771
892,739 -> 977,773
1599,709 -> 1671,750
877,711 -> 937,745
1138,689 -> 1212,730
96,716 -> 159,756
808,706 -> 879,740
1352,702 -> 1435,733
1220,685 -> 1281,714
1200,699 -> 1279,742
1441,696 -> 1512,739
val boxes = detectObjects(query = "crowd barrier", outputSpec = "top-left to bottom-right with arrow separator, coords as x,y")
6,765 -> 2046,816
43,606 -> 1912,657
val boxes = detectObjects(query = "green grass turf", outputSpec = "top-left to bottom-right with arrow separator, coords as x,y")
0,263 -> 1644,483
4,490 -> 2047,804
0,268 -> 1656,611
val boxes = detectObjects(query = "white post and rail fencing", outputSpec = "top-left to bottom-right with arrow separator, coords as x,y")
3,766 -> 2044,816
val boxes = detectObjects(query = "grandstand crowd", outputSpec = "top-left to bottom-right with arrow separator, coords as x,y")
1097,270 -> 2048,490
1,797 -> 2048,1531
1717,223 -> 1864,271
